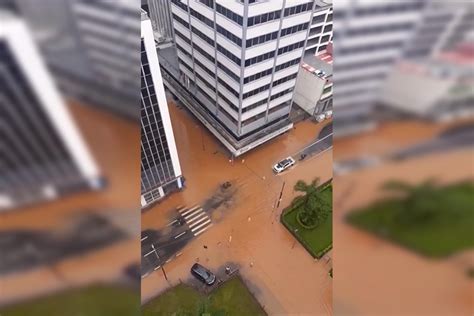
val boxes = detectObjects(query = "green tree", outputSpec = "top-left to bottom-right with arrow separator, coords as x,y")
294,178 -> 329,228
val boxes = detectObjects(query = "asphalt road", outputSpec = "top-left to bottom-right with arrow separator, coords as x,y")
391,122 -> 474,160
141,205 -> 212,277
296,122 -> 333,160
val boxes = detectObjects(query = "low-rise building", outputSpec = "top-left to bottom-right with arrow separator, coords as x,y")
293,42 -> 333,119
380,43 -> 474,121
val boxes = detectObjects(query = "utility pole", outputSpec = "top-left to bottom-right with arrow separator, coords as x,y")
276,181 -> 285,208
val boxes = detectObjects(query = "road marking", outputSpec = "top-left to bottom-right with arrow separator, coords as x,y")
165,259 -> 172,263
191,219 -> 211,232
180,205 -> 200,215
166,219 -> 178,227
174,231 -> 186,239
144,249 -> 155,257
154,265 -> 161,271
186,212 -> 207,224
141,236 -> 148,241
194,223 -> 213,236
183,208 -> 202,220
188,215 -> 209,229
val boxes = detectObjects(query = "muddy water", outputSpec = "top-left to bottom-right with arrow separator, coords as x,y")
333,148 -> 473,316
142,101 -> 333,315
334,118 -> 474,161
0,101 -> 141,305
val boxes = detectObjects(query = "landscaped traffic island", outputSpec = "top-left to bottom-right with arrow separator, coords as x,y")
347,180 -> 474,258
281,179 -> 333,259
142,276 -> 266,316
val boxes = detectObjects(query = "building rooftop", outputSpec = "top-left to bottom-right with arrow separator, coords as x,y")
302,43 -> 333,78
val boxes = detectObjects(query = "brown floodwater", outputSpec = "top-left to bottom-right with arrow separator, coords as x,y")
141,100 -> 333,315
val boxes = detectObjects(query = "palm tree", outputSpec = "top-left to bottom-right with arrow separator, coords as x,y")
294,178 -> 329,228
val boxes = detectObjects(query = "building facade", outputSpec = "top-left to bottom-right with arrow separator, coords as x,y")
141,11 -> 183,208
0,11 -> 101,211
333,0 -> 472,136
293,44 -> 333,118
14,0 -> 140,119
142,0 -> 175,44
170,0 -> 320,152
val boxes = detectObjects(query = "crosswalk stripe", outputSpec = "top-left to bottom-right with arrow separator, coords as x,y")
194,223 -> 213,236
191,219 -> 211,232
188,215 -> 209,229
184,208 -> 203,220
186,212 -> 207,224
180,205 -> 200,216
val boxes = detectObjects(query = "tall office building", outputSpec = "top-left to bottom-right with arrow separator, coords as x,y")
0,11 -> 101,211
141,10 -> 183,208
141,0 -> 175,45
14,0 -> 140,118
169,0 -> 321,156
306,0 -> 333,55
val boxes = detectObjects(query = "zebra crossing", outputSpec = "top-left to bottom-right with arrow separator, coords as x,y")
177,205 -> 213,237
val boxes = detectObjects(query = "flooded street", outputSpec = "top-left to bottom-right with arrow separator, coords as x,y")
333,143 -> 473,315
141,99 -> 333,315
0,102 -> 141,306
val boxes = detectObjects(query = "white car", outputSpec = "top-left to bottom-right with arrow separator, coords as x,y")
315,69 -> 326,78
273,156 -> 296,173
315,114 -> 326,122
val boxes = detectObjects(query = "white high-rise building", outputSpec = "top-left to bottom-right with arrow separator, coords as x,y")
170,0 -> 318,156
13,0 -> 140,118
0,11 -> 101,211
141,10 -> 183,208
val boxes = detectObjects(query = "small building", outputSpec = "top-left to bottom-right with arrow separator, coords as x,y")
293,42 -> 333,119
380,43 -> 474,121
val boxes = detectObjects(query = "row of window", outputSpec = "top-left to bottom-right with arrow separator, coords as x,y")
216,3 -> 243,25
175,14 -> 242,67
217,24 -> 242,46
171,0 -> 187,13
192,23 -> 215,46
172,13 -> 189,28
190,7 -> 214,28
217,43 -> 241,65
244,50 -> 274,67
244,57 -> 300,84
195,69 -> 216,92
218,76 -> 239,98
242,72 -> 297,99
247,9 -> 281,27
217,90 -> 239,113
272,72 -> 298,88
270,87 -> 293,101
198,0 -> 214,8
246,22 -> 308,48
277,40 -> 305,55
217,60 -> 240,82
283,2 -> 313,18
245,37 -> 302,68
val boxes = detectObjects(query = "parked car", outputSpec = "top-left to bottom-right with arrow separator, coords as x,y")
315,69 -> 326,78
315,114 -> 326,122
272,156 -> 296,173
191,263 -> 216,286
324,110 -> 333,119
